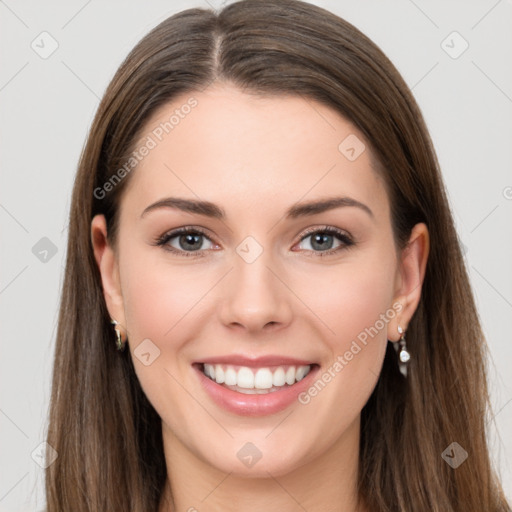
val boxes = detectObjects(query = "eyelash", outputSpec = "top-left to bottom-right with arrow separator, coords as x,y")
154,225 -> 355,258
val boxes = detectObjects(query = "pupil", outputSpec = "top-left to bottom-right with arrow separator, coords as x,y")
181,233 -> 201,251
312,233 -> 333,251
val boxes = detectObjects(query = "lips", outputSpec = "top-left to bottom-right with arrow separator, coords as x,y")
192,356 -> 320,416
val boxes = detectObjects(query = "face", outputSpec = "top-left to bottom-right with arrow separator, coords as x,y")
92,83 -> 426,478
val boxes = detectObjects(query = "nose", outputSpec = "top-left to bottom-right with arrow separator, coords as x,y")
218,248 -> 293,334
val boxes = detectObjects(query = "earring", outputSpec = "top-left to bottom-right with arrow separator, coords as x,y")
110,319 -> 126,351
395,325 -> 410,377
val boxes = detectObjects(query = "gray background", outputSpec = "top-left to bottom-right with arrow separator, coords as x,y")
0,0 -> 511,510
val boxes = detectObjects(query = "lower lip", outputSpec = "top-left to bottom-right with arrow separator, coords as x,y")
194,364 -> 320,416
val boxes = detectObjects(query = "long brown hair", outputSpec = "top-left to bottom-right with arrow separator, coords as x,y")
45,1 -> 511,510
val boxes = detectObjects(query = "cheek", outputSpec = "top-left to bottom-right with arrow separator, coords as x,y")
118,247 -> 224,410
293,250 -> 396,352
120,248 -> 212,343
332,266 -> 394,344
118,250 -> 209,426
291,250 -> 396,411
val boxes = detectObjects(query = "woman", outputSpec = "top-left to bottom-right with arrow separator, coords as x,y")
45,0 -> 511,510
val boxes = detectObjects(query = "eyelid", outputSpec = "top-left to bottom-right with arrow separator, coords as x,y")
297,225 -> 351,241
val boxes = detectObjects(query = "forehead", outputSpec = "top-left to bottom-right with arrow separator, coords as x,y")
120,83 -> 388,222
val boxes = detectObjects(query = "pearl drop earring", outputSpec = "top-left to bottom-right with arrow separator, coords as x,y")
396,325 -> 410,377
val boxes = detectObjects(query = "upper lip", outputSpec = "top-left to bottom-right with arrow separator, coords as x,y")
195,355 -> 317,368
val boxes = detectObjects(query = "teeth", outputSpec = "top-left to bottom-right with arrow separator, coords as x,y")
224,367 -> 237,386
237,367 -> 254,388
202,363 -> 312,390
272,367 -> 286,387
214,365 -> 225,384
254,368 -> 273,389
295,365 -> 308,381
285,367 -> 295,385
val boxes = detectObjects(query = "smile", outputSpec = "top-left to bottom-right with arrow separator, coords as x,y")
193,361 -> 320,416
202,363 -> 312,394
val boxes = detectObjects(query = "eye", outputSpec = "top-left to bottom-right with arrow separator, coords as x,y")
153,225 -> 354,258
154,227 -> 217,257
294,226 -> 354,257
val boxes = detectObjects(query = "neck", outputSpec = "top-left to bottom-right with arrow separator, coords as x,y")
158,416 -> 367,512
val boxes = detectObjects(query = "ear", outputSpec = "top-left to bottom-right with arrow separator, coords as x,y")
91,214 -> 126,334
388,222 -> 430,341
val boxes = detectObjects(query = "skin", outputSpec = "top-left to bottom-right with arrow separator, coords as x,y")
91,83 -> 429,512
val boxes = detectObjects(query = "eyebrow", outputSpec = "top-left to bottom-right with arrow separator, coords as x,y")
140,196 -> 374,220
